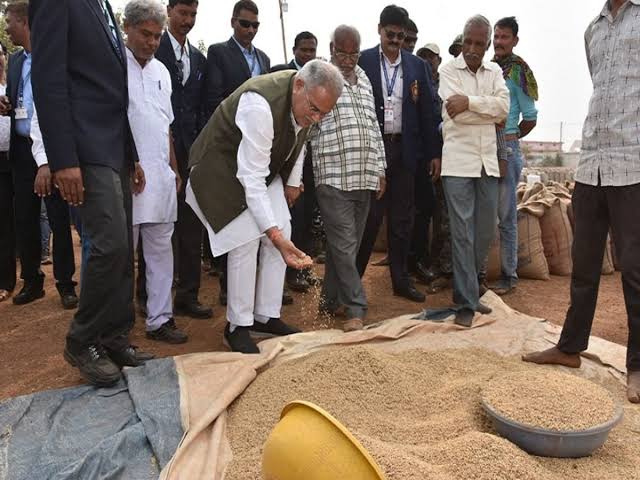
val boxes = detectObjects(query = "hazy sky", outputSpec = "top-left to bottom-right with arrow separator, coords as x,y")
111,0 -> 607,147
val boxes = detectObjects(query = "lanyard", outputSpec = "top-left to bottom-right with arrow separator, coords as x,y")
381,56 -> 400,100
18,68 -> 31,107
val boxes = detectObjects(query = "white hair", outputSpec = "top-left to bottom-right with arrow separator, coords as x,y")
124,0 -> 167,26
463,14 -> 492,47
296,59 -> 344,99
330,25 -> 361,47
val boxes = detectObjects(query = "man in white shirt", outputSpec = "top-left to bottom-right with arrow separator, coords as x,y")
438,14 -> 509,327
187,60 -> 343,353
123,0 -> 187,343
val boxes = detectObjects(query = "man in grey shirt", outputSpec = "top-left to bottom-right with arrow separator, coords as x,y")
523,0 -> 640,404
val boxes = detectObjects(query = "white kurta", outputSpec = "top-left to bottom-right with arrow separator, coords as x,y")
126,49 -> 177,225
186,91 -> 305,257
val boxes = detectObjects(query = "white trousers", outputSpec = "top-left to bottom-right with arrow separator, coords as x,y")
227,221 -> 291,328
133,222 -> 175,331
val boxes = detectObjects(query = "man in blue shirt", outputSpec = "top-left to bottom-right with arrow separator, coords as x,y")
491,16 -> 538,295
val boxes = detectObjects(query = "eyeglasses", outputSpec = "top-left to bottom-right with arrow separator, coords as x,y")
384,29 -> 406,41
332,49 -> 361,62
234,18 -> 260,29
175,59 -> 184,84
303,86 -> 331,120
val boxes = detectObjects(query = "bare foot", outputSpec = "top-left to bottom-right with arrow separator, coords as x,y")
522,346 -> 581,368
628,371 -> 640,404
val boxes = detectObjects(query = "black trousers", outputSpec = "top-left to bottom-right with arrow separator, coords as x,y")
287,149 -> 317,277
11,136 -> 75,288
357,139 -> 415,291
409,164 -> 435,268
0,157 -> 16,292
557,182 -> 640,371
67,164 -> 134,351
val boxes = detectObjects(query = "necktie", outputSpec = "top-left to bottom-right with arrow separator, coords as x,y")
100,0 -> 122,59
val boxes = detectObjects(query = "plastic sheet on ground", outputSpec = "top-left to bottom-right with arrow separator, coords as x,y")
0,293 -> 631,479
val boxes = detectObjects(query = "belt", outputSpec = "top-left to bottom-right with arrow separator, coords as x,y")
383,133 -> 402,143
504,134 -> 519,141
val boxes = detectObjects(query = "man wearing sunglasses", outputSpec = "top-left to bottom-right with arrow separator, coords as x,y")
356,4 -> 441,303
205,0 -> 270,118
187,60 -> 343,353
205,0 -> 271,307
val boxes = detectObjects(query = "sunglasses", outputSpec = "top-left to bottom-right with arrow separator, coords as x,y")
384,29 -> 406,41
234,18 -> 260,29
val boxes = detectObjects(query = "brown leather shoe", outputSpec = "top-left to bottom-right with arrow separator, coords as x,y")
342,318 -> 364,332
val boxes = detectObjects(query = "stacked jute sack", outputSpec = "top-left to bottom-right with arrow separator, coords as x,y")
487,182 -> 616,281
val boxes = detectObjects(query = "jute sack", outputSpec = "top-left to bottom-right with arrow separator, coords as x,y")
539,198 -> 573,276
516,212 -> 550,280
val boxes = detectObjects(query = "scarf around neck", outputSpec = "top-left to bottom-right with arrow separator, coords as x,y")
493,53 -> 539,101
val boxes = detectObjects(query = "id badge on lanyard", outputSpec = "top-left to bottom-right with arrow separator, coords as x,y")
382,58 -> 399,134
15,95 -> 27,120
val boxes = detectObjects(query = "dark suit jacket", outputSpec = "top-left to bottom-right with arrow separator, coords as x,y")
155,32 -> 207,171
205,37 -> 270,117
29,0 -> 137,173
270,60 -> 297,73
5,50 -> 29,167
359,46 -> 442,173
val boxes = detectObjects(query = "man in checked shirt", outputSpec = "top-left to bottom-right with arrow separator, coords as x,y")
524,0 -> 640,404
309,26 -> 386,332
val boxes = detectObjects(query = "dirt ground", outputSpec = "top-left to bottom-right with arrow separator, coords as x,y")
0,246 -> 629,401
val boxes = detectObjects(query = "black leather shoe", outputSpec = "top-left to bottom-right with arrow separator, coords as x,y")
286,270 -> 310,293
174,300 -> 213,319
454,308 -> 475,327
59,286 -> 79,310
282,286 -> 294,305
64,344 -> 121,387
393,285 -> 426,303
146,319 -> 188,344
476,303 -> 492,315
249,318 -> 301,338
13,283 -> 45,305
107,345 -> 155,368
223,324 -> 259,354
413,262 -> 436,285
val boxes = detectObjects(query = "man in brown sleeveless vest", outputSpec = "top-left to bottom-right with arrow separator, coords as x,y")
187,60 -> 343,353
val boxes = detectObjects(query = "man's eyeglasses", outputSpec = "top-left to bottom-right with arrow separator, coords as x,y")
234,18 -> 260,29
333,49 -> 361,62
384,29 -> 406,41
303,86 -> 331,120
175,59 -> 184,84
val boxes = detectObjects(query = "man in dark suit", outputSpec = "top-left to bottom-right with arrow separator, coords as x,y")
1,2 -> 78,309
271,31 -> 317,72
270,31 -> 320,293
356,5 -> 442,302
29,0 -> 151,387
205,0 -> 270,117
145,0 -> 212,319
205,0 -> 270,305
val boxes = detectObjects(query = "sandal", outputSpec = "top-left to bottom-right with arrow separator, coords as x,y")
0,289 -> 10,302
